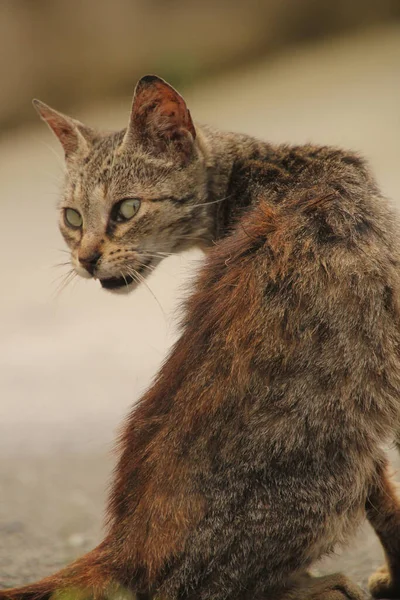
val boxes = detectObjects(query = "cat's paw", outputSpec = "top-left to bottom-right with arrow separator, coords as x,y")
314,574 -> 364,600
368,564 -> 400,598
290,573 -> 365,600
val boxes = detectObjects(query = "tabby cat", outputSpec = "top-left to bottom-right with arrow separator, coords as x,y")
2,75 -> 400,600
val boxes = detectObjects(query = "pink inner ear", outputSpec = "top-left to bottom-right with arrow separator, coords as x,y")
46,115 -> 79,156
134,81 -> 196,140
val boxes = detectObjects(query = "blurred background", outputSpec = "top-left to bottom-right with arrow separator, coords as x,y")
1,0 -> 400,592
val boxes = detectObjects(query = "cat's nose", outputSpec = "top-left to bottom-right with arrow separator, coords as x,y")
79,251 -> 101,275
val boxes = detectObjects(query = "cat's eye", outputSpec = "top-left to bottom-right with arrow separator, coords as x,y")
116,198 -> 141,221
64,208 -> 83,229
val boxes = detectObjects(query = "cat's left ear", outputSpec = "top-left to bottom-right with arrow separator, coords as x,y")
123,75 -> 196,162
32,100 -> 95,160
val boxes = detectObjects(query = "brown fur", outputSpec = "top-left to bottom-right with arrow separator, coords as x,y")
2,76 -> 400,600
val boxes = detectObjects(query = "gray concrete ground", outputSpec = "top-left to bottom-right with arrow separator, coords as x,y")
1,25 -> 400,595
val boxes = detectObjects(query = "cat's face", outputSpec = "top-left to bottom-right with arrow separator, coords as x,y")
34,76 -> 213,293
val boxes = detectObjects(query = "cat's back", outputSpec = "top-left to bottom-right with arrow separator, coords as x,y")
190,140 -> 400,451
229,138 -> 379,206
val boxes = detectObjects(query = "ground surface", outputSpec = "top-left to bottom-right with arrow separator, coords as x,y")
1,25 -> 400,596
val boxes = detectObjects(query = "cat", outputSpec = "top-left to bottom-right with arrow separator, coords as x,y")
2,74 -> 400,600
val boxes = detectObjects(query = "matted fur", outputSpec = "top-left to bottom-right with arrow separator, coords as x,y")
2,76 -> 400,600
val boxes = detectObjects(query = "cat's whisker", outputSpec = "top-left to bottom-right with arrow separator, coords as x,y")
52,261 -> 72,268
171,235 -> 209,246
137,262 -> 156,274
51,269 -> 74,284
39,170 -> 64,187
193,195 -> 232,208
125,267 -> 140,284
140,251 -> 174,258
40,141 -> 67,174
63,271 -> 78,295
174,235 -> 206,241
135,258 -> 178,280
137,252 -> 164,259
138,259 -> 179,280
119,270 -> 131,289
51,269 -> 77,299
126,267 -> 166,320
71,276 -> 80,293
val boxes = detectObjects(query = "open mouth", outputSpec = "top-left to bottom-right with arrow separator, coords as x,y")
100,274 -> 135,290
99,262 -> 150,290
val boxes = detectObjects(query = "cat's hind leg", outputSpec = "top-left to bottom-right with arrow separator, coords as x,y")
366,460 -> 400,599
268,573 -> 365,600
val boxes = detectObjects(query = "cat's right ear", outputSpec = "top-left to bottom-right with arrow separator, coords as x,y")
122,75 -> 196,162
32,100 -> 94,160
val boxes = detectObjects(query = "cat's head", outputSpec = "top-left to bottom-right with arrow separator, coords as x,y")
34,75 -> 213,293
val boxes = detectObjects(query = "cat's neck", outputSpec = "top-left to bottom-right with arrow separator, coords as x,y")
197,125 -> 273,242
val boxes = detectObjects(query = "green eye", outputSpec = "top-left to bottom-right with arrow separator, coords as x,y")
117,198 -> 141,221
65,208 -> 83,228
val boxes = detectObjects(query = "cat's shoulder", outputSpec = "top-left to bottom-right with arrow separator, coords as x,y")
227,140 -> 376,214
237,140 -> 370,184
224,140 -> 395,258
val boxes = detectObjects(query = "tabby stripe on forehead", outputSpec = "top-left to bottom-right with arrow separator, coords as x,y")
151,194 -> 195,205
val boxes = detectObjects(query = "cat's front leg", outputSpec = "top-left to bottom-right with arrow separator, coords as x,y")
366,460 -> 400,598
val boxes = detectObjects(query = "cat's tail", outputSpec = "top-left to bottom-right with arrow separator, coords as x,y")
0,543 -> 115,600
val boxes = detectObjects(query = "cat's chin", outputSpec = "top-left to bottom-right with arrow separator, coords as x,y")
98,261 -> 153,294
99,274 -> 137,294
